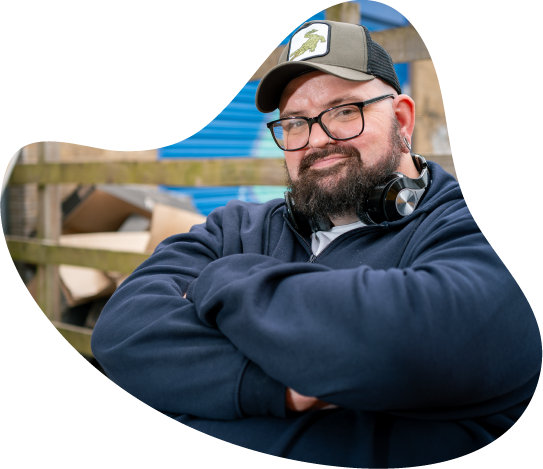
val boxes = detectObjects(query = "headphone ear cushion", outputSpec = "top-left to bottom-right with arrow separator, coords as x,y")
359,175 -> 402,225
357,156 -> 430,225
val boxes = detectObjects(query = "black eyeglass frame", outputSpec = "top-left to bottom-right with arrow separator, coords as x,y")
266,94 -> 395,152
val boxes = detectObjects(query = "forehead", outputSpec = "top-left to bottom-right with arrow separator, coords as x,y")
279,71 -> 383,114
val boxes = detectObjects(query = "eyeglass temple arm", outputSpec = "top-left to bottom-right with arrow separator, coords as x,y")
362,94 -> 395,107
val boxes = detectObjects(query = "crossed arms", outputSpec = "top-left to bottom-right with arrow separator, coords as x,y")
91,200 -> 541,420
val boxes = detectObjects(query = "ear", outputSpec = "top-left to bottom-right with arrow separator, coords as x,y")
393,94 -> 416,154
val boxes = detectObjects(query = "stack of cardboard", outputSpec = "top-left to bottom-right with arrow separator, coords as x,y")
56,185 -> 206,328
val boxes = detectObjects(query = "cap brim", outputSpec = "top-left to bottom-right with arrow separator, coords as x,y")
255,61 -> 375,113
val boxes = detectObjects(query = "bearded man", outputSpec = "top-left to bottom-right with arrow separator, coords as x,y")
92,20 -> 541,468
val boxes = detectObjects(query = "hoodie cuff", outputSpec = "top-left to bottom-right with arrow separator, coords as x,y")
239,361 -> 287,418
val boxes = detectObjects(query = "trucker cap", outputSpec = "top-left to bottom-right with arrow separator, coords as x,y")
255,20 -> 401,113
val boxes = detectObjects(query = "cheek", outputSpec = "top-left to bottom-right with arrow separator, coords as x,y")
361,114 -> 394,146
348,123 -> 390,160
284,153 -> 303,180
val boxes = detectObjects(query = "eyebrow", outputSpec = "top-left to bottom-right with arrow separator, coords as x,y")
280,95 -> 364,118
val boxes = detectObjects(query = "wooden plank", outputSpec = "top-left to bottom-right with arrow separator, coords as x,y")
59,143 -> 157,162
325,2 -> 360,24
9,158 -> 286,186
36,142 -> 62,321
371,26 -> 430,63
411,59 -> 451,158
52,321 -> 93,357
6,236 -> 150,274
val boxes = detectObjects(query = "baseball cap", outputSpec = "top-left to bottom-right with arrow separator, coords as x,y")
255,20 -> 401,113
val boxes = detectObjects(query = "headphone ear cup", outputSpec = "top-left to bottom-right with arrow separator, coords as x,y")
357,155 -> 430,224
358,175 -> 401,225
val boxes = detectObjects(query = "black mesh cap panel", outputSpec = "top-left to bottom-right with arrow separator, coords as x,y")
362,26 -> 402,95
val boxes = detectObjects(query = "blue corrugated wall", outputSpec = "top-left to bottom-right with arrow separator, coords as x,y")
159,2 -> 410,215
159,81 -> 285,215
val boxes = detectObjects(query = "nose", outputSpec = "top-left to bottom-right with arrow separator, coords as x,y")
307,122 -> 331,149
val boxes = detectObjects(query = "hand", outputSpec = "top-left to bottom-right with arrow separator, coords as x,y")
285,388 -> 337,412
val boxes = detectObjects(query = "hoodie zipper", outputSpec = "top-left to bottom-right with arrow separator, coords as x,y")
307,227 -> 370,263
283,213 -> 387,264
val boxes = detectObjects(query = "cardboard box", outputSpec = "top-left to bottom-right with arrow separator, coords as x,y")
58,231 -> 151,306
59,265 -> 116,306
59,231 -> 151,252
25,262 -> 114,310
62,185 -> 197,234
146,203 -> 206,253
62,186 -> 150,234
57,202 -> 205,307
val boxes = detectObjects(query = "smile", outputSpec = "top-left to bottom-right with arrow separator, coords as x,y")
310,155 -> 351,169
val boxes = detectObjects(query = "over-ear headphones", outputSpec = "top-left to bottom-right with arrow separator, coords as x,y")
284,154 -> 431,235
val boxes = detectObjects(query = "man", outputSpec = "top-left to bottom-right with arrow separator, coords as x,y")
91,20 -> 541,467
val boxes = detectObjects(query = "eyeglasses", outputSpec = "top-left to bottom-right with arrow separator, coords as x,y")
266,94 -> 395,151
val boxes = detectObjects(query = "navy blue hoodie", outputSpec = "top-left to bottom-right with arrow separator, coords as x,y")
92,162 -> 541,468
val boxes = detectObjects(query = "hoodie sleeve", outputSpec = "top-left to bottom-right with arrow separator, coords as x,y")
191,201 -> 541,412
91,206 -> 287,420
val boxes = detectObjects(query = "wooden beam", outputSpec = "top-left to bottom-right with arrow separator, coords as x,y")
6,236 -> 150,274
411,59 -> 451,157
52,321 -> 93,357
371,26 -> 430,63
36,142 -> 62,321
325,2 -> 361,24
9,158 -> 286,186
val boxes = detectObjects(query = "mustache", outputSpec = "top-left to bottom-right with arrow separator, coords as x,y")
298,144 -> 361,174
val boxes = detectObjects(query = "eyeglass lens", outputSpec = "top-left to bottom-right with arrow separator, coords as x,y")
271,104 -> 363,151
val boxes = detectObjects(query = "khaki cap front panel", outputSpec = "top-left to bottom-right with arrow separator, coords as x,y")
307,22 -> 367,71
257,21 -> 372,112
278,43 -> 289,63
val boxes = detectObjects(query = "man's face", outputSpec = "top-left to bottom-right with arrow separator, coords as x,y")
278,71 -> 407,222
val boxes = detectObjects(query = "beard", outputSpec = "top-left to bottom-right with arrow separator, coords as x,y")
285,119 -> 404,221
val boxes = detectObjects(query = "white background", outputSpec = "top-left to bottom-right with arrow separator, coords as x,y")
0,0 -> 541,468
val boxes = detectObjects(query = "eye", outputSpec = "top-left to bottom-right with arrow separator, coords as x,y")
339,108 -> 356,116
329,105 -> 360,121
283,119 -> 306,133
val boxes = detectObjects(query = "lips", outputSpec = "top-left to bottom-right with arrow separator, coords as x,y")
298,144 -> 360,174
310,154 -> 352,169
